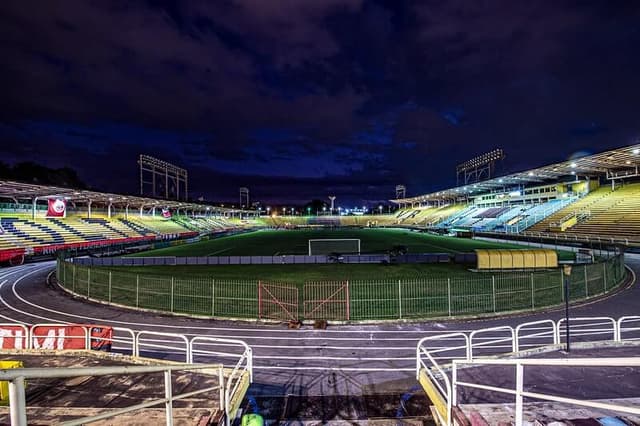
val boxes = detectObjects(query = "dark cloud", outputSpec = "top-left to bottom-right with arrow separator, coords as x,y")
1,1 -> 640,205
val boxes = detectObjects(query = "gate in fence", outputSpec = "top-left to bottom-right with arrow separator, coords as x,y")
258,281 -> 299,321
303,281 -> 350,321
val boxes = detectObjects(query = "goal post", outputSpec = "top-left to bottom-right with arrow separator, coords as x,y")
308,239 -> 361,256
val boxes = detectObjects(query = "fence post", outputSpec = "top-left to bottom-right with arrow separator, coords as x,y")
398,279 -> 403,319
530,273 -> 535,309
603,261 -> 607,292
584,265 -> 588,297
560,268 -> 564,302
447,278 -> 452,316
345,280 -> 350,321
87,268 -> 91,298
72,263 -> 76,293
211,278 -> 215,317
258,281 -> 262,320
170,277 -> 175,313
108,271 -> 112,303
136,274 -> 140,308
492,275 -> 496,312
515,363 -> 524,426
8,376 -> 27,426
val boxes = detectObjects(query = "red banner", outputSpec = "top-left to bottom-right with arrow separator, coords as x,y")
31,325 -> 88,350
46,198 -> 67,217
0,325 -> 28,349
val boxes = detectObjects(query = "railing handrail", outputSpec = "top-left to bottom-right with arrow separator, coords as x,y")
469,326 -> 516,359
189,335 -> 253,422
0,362 -> 223,381
416,315 -> 639,426
514,319 -> 557,352
0,363 -> 226,426
135,330 -> 191,361
555,316 -> 616,343
452,357 -> 640,422
617,315 -> 640,341
453,357 -> 640,367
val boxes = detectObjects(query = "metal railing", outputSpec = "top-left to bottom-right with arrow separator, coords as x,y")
452,358 -> 640,425
0,323 -> 253,425
0,363 -> 226,426
416,315 -> 640,425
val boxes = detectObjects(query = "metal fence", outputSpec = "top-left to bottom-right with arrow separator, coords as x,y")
57,254 -> 625,321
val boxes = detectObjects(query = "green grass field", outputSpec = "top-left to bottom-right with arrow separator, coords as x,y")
130,228 -> 569,257
116,228 -> 574,283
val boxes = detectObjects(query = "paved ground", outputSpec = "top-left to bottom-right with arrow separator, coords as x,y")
0,256 -> 638,407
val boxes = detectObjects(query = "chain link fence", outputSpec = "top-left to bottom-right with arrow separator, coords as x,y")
57,254 -> 625,321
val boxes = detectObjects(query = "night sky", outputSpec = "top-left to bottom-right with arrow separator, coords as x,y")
1,1 -> 640,206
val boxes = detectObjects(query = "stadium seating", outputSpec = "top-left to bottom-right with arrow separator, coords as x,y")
0,213 -> 197,253
527,183 -> 640,241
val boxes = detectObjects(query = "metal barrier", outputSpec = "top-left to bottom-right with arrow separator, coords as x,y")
514,319 -> 557,352
556,316 -> 617,343
416,332 -> 469,426
0,323 -> 253,425
451,358 -> 640,425
135,330 -> 190,362
617,316 -> 640,341
189,336 -> 253,421
0,363 -> 226,426
416,315 -> 638,426
469,326 -> 516,359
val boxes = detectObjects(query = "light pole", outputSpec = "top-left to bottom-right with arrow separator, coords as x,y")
562,264 -> 572,352
378,205 -> 383,215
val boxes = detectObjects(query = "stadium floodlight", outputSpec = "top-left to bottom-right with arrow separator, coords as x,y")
571,162 -> 577,168
633,148 -> 640,155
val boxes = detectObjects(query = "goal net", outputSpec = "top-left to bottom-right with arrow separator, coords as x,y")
308,239 -> 361,255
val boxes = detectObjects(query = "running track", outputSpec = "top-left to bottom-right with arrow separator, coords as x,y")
0,256 -> 638,397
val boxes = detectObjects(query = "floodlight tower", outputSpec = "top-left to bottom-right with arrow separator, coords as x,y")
395,185 -> 406,199
328,196 -> 336,214
239,187 -> 249,209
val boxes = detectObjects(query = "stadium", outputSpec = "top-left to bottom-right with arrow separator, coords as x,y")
0,144 -> 639,425
3,2 -> 640,425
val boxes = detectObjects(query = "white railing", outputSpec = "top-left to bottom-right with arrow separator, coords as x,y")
135,330 -> 191,361
451,358 -> 640,425
0,322 -> 254,425
0,362 -> 226,426
416,315 -> 640,425
189,336 -> 253,421
416,332 -> 469,426
618,316 -> 640,341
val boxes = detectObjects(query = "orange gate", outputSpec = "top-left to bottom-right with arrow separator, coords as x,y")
258,281 -> 299,321
303,281 -> 350,321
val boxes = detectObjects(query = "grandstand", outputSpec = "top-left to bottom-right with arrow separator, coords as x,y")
392,144 -> 640,244
0,180 -> 256,263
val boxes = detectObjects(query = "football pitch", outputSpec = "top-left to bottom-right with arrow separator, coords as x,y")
130,228 -> 557,257
117,228 -> 574,283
